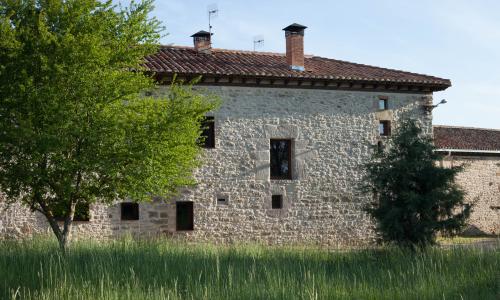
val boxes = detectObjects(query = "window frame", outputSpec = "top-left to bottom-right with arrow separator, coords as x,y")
270,139 -> 293,180
120,202 -> 139,221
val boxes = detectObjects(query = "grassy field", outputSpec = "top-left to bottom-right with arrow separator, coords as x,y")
0,237 -> 498,299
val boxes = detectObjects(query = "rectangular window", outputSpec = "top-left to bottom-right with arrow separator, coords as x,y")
217,198 -> 228,205
272,195 -> 283,209
378,99 -> 388,110
54,202 -> 90,222
176,201 -> 194,231
200,116 -> 215,148
121,202 -> 139,221
379,121 -> 391,136
270,139 -> 292,180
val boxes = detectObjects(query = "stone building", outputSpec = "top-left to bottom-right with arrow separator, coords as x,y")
1,24 -> 457,246
434,126 -> 500,235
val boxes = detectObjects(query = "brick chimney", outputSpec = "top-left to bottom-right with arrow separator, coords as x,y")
283,23 -> 307,71
191,30 -> 212,54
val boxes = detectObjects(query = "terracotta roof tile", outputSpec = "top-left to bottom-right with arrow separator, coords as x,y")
144,46 -> 451,91
433,126 -> 500,151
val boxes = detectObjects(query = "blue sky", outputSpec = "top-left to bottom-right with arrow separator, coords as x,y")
142,0 -> 499,129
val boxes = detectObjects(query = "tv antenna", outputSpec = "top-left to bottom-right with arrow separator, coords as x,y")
253,35 -> 264,51
207,4 -> 218,37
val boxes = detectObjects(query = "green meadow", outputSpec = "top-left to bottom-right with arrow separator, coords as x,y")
1,237 -> 498,299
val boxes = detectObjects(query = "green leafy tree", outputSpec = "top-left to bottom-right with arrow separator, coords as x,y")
364,119 -> 471,249
0,0 -> 218,251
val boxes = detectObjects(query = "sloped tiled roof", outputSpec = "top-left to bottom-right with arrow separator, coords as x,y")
433,126 -> 500,151
144,46 -> 451,91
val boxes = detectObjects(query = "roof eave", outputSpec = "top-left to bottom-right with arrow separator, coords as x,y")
435,148 -> 500,155
152,71 -> 451,92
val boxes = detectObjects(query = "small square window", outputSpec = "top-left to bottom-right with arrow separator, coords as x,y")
379,121 -> 391,136
271,195 -> 283,209
217,198 -> 228,205
378,99 -> 388,110
200,116 -> 215,148
121,202 -> 139,221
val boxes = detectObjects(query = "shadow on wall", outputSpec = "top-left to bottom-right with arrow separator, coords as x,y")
461,225 -> 497,237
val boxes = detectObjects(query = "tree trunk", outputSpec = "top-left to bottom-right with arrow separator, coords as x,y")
45,213 -> 64,250
60,202 -> 76,252
39,200 -> 76,253
58,227 -> 71,253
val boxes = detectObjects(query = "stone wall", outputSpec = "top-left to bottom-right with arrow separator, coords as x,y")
0,86 -> 431,246
0,197 -> 173,240
440,155 -> 500,235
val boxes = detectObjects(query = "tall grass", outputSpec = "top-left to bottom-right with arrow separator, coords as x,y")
0,236 -> 498,299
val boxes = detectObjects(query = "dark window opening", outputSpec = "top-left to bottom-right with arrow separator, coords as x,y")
378,99 -> 388,110
121,202 -> 139,221
200,116 -> 215,148
217,198 -> 227,205
53,202 -> 90,222
377,141 -> 384,152
379,121 -> 391,136
270,139 -> 292,179
272,195 -> 283,209
176,201 -> 194,231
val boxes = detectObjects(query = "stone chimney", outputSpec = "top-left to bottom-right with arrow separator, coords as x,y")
191,30 -> 212,53
283,23 -> 307,71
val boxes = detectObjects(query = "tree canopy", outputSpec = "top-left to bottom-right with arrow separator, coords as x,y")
364,119 -> 471,249
0,0 -> 218,250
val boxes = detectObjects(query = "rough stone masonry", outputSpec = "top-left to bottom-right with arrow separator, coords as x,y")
440,155 -> 500,235
0,86 -> 432,246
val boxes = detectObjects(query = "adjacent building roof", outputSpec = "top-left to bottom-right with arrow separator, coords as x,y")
144,46 -> 451,92
433,125 -> 500,152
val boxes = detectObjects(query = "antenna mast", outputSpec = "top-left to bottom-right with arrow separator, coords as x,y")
253,35 -> 264,51
207,4 -> 218,37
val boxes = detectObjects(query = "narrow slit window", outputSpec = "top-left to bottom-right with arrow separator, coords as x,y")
176,201 -> 194,231
121,202 -> 139,221
272,195 -> 283,209
270,139 -> 292,180
377,141 -> 384,153
379,121 -> 391,136
217,198 -> 228,205
200,116 -> 215,148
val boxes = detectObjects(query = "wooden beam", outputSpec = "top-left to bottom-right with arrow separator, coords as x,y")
245,78 -> 257,84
